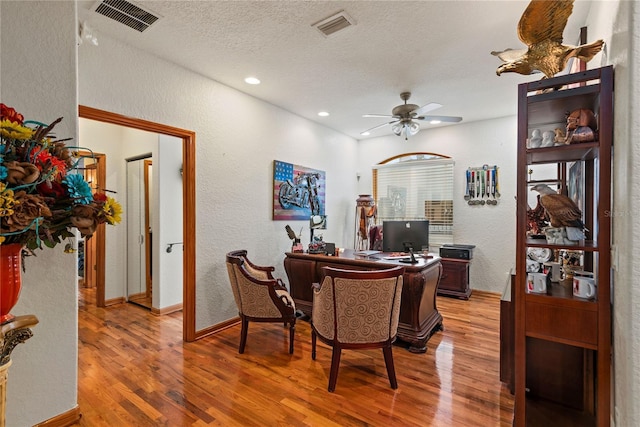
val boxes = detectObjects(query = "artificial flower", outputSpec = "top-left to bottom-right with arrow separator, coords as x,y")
30,148 -> 69,178
102,196 -> 122,225
0,183 -> 16,217
2,191 -> 51,233
0,104 -> 24,124
1,120 -> 34,140
36,180 -> 66,199
62,174 -> 93,205
70,204 -> 98,236
4,161 -> 40,185
0,104 -> 122,250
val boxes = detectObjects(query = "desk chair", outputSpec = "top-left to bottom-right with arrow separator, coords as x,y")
225,250 -> 296,354
311,266 -> 404,391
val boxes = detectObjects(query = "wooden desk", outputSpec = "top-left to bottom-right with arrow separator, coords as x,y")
283,250 -> 443,353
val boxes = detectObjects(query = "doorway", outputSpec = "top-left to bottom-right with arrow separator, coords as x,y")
79,105 -> 197,342
126,155 -> 153,310
78,151 -> 106,306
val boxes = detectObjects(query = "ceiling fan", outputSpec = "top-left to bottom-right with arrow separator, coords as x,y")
361,92 -> 462,140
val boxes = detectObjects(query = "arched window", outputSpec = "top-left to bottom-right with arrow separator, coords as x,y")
373,152 -> 454,247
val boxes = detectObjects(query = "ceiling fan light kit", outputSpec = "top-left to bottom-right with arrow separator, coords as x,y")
391,121 -> 420,140
361,92 -> 462,140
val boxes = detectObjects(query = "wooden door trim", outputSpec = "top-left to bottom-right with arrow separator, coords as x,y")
79,105 -> 197,342
77,151 -> 106,307
144,159 -> 152,300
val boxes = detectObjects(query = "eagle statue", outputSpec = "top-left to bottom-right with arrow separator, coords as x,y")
492,0 -> 604,79
531,183 -> 586,240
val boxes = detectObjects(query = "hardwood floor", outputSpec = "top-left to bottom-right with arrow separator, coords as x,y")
76,289 -> 514,426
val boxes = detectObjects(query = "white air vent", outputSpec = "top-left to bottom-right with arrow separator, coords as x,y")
312,11 -> 356,37
91,0 -> 162,32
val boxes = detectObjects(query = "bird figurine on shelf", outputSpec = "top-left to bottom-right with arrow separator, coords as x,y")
527,194 -> 549,237
530,183 -> 586,240
492,0 -> 604,79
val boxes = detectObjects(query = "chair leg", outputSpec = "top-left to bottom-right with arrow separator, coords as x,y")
239,318 -> 249,354
289,321 -> 295,354
311,330 -> 318,360
382,345 -> 398,389
328,347 -> 342,392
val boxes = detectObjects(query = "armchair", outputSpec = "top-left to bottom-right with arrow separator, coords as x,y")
311,266 -> 404,392
225,250 -> 296,354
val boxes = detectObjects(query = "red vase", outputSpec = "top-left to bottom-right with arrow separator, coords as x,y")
1,243 -> 23,324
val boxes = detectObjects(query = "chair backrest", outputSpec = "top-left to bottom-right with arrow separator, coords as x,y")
225,250 -> 289,319
225,251 -> 246,312
312,266 -> 404,344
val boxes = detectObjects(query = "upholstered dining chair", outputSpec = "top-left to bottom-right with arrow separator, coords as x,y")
311,266 -> 405,392
225,250 -> 296,354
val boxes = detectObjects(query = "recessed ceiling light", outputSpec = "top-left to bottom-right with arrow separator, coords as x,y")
360,131 -> 370,136
244,77 -> 260,85
429,120 -> 442,125
318,111 -> 329,117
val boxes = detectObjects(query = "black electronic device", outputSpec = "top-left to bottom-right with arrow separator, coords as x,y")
324,242 -> 336,256
382,220 -> 430,253
439,244 -> 475,260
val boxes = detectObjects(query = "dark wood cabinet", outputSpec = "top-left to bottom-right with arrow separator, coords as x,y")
513,66 -> 613,426
437,258 -> 471,299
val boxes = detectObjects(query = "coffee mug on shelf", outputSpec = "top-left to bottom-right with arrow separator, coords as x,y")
543,262 -> 564,282
573,276 -> 596,299
526,272 -> 547,294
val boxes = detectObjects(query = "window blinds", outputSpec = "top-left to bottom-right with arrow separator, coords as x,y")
373,158 -> 454,247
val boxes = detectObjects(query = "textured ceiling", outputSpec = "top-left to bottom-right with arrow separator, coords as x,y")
77,0 -> 595,140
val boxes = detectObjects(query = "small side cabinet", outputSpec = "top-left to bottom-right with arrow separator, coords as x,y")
437,258 -> 471,300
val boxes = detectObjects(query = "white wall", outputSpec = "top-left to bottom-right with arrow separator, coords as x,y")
1,2 -> 79,425
78,33 -> 359,331
155,135 -> 184,309
585,1 -> 640,425
357,116 -> 518,293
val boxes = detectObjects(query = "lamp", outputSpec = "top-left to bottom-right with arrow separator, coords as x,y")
391,120 -> 420,140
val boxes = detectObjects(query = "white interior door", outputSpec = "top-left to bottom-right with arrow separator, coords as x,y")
126,159 -> 146,300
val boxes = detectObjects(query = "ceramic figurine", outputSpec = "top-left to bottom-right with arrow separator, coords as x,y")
553,127 -> 566,145
528,129 -> 542,148
541,130 -> 555,147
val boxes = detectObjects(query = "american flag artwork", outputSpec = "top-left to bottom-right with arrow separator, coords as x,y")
273,160 -> 326,220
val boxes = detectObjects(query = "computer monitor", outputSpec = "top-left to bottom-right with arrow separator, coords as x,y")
382,220 -> 430,253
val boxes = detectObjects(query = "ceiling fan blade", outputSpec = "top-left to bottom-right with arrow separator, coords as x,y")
410,102 -> 442,117
415,115 -> 463,123
363,114 -> 395,118
361,120 -> 399,135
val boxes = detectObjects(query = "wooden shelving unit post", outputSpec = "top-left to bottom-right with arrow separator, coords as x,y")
514,66 -> 613,426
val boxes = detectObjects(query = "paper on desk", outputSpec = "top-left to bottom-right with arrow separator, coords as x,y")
354,250 -> 381,256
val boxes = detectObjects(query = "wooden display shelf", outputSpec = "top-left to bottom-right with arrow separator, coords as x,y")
525,283 -> 598,305
514,65 -> 612,427
526,142 -> 599,164
525,396 -> 595,427
525,238 -> 598,252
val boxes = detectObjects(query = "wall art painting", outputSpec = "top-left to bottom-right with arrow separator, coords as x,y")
273,160 -> 326,220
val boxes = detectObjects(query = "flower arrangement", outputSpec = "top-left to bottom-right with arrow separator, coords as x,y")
0,103 -> 122,250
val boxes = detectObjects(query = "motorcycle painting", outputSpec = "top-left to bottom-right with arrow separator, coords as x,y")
273,160 -> 325,220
